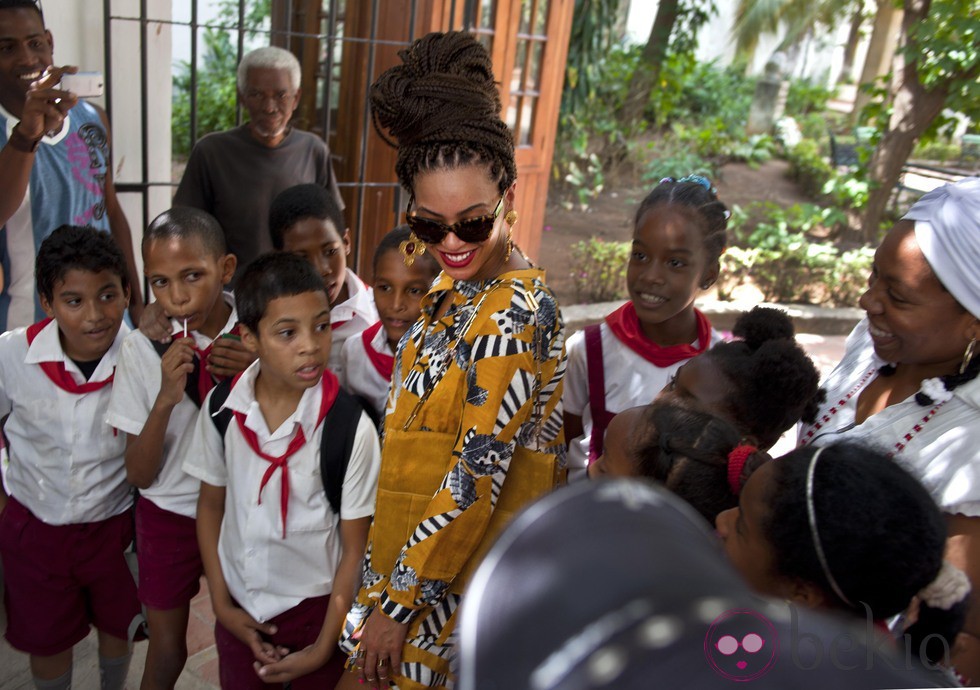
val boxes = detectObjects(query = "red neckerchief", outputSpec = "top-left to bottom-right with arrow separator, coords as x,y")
174,324 -> 241,402
361,321 -> 395,382
604,303 -> 712,367
231,369 -> 339,538
25,318 -> 114,394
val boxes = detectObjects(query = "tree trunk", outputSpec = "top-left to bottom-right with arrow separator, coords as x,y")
852,0 -> 903,121
861,0 -> 945,242
620,0 -> 680,125
837,7 -> 864,85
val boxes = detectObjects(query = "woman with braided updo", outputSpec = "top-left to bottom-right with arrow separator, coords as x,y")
336,32 -> 566,690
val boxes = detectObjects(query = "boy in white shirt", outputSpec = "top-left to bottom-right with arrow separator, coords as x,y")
106,208 -> 237,690
339,225 -> 439,421
182,252 -> 381,689
269,183 -> 377,381
0,225 -> 139,690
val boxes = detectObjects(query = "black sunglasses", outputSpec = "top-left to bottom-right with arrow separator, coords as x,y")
406,196 -> 504,244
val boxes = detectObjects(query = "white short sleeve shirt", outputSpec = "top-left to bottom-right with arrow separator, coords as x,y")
0,319 -> 132,524
181,361 -> 381,621
329,268 -> 378,380
339,322 -> 393,421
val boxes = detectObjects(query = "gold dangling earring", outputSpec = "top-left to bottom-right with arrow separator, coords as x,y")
399,233 -> 426,268
961,337 -> 977,375
504,210 -> 518,262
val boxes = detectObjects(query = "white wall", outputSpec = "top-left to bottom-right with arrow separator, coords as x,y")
625,0 -> 872,86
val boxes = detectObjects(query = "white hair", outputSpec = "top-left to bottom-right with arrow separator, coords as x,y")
237,46 -> 301,92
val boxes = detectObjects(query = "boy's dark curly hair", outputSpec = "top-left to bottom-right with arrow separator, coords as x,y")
236,252 -> 328,332
369,31 -> 516,196
703,306 -> 823,449
269,184 -> 347,250
35,225 -> 129,301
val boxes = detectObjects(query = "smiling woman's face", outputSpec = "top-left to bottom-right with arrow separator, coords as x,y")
858,220 -> 976,372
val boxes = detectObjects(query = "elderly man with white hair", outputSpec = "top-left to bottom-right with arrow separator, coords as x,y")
174,46 -> 343,285
799,176 -> 980,680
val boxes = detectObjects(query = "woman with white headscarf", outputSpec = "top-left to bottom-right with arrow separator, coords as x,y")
799,176 -> 980,678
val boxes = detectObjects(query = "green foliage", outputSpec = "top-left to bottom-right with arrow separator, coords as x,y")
650,60 -> 755,131
785,139 -> 834,198
912,139 -> 962,162
563,0 -> 626,114
720,202 -> 872,304
785,79 -> 836,116
172,29 -> 240,158
171,0 -> 271,158
569,238 -> 632,302
905,0 -> 980,121
821,173 -> 869,211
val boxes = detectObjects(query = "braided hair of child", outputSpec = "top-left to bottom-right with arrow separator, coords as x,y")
634,177 -> 729,267
631,399 -> 771,524
369,31 -> 516,195
703,306 -> 824,449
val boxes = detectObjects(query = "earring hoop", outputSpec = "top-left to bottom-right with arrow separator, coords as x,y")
399,234 -> 426,268
961,337 -> 977,375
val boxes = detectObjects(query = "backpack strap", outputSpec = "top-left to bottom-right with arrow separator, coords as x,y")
319,389 -> 364,517
151,339 -> 205,408
207,376 -> 234,440
584,324 -> 615,463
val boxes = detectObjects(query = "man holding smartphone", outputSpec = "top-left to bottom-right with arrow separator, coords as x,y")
0,0 -> 143,330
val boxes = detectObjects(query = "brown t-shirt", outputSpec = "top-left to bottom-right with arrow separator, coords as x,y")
174,125 -> 344,284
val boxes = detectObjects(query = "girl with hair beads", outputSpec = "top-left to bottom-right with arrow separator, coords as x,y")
564,176 -> 727,480
336,32 -> 566,690
717,442 -> 970,676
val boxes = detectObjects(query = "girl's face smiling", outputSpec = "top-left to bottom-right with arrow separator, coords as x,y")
628,203 -> 717,346
410,165 -> 515,283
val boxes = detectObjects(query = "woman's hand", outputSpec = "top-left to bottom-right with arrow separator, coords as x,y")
353,608 -> 409,688
207,336 -> 256,378
139,301 -> 173,343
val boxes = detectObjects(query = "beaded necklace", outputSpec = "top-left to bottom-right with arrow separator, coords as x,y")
800,366 -> 947,456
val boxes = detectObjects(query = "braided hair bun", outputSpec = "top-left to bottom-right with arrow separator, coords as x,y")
370,31 -> 516,194
706,307 -> 823,449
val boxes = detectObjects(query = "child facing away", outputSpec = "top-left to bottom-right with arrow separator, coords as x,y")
105,208 -> 237,690
269,183 -> 378,382
181,252 -> 381,689
717,441 -> 969,678
564,175 -> 728,480
0,225 -> 140,690
338,225 -> 440,420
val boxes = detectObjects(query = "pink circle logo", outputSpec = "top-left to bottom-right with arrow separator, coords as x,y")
704,609 -> 779,681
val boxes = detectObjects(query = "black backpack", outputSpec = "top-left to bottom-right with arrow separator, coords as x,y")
205,377 -> 363,516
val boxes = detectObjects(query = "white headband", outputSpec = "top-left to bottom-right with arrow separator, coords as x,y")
903,177 -> 980,319
805,447 -> 854,608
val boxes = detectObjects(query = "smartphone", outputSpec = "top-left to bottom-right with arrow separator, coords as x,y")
60,72 -> 104,98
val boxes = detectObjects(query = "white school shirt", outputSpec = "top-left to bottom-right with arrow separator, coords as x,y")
181,360 -> 382,622
329,268 -> 378,381
339,322 -> 393,421
799,318 -> 980,517
105,297 -> 238,518
0,319 -> 132,524
564,321 -> 722,480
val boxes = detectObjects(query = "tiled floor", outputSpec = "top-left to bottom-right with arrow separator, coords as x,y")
0,334 -> 849,689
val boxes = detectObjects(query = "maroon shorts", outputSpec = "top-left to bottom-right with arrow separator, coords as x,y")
135,497 -> 202,610
214,595 -> 347,689
0,496 -> 142,656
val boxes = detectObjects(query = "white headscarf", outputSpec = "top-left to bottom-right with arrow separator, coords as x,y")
903,176 -> 980,319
